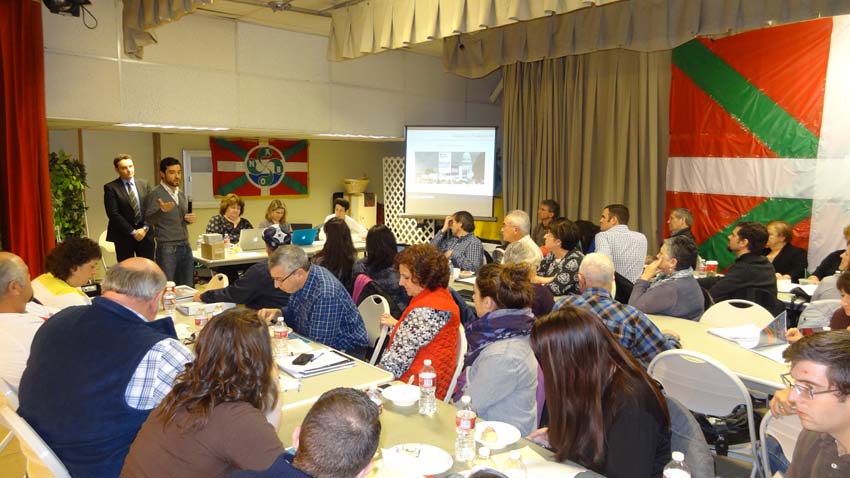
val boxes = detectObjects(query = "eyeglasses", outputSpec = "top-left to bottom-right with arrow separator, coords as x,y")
781,373 -> 840,400
272,268 -> 298,285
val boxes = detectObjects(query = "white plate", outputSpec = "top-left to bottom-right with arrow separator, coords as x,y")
381,384 -> 419,407
474,421 -> 521,450
382,444 -> 453,476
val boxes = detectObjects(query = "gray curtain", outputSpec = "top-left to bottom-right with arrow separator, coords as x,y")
502,49 -> 671,248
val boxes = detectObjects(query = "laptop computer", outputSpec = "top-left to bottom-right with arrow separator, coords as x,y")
291,227 -> 319,246
238,228 -> 266,251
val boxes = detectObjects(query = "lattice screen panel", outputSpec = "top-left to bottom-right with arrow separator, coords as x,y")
383,156 -> 435,245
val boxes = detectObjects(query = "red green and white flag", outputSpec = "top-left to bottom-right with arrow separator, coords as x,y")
210,137 -> 309,198
666,16 -> 850,270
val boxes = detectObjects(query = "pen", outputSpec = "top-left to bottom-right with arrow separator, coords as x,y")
307,349 -> 326,364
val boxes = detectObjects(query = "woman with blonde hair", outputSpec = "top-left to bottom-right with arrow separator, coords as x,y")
764,220 -> 807,282
205,193 -> 253,243
122,308 -> 284,477
258,199 -> 292,233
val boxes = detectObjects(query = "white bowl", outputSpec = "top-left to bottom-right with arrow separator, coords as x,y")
381,384 -> 419,407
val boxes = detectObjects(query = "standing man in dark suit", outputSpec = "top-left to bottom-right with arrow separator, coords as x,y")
104,154 -> 155,261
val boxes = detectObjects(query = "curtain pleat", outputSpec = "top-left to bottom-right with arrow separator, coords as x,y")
502,50 -> 671,247
123,0 -> 211,59
0,0 -> 54,274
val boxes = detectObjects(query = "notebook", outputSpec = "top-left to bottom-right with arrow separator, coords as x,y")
277,348 -> 355,378
708,312 -> 788,349
238,228 -> 266,251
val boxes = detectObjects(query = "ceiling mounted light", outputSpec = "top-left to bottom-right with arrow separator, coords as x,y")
267,0 -> 293,12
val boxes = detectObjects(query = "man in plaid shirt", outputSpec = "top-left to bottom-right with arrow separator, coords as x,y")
595,203 -> 648,283
259,246 -> 368,352
430,210 -> 484,272
554,253 -> 680,367
17,258 -> 193,478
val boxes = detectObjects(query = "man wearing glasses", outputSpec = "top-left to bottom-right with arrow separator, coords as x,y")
257,246 -> 368,353
770,330 -> 850,477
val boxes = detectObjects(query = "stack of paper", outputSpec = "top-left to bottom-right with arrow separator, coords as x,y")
277,348 -> 355,378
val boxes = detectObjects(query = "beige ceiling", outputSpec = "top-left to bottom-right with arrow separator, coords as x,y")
195,0 -> 443,56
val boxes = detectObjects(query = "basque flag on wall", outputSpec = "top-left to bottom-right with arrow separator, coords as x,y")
210,137 -> 310,198
665,16 -> 850,270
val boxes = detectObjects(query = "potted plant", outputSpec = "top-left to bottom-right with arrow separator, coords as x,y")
49,150 -> 89,240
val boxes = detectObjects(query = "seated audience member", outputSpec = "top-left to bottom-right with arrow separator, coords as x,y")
811,243 -> 850,302
31,236 -> 101,310
352,225 -> 410,312
430,210 -> 485,272
193,226 -> 290,310
765,220 -> 808,282
232,387 -> 381,478
786,271 -> 850,343
206,193 -> 253,243
258,199 -> 293,233
122,309 -> 283,478
464,263 -> 538,435
807,223 -> 850,284
258,246 -> 368,352
554,253 -> 680,366
17,258 -> 193,478
532,218 -> 584,296
595,203 -> 648,283
501,210 -> 544,269
667,207 -> 695,241
528,306 -> 671,477
531,199 -> 560,246
312,218 -> 356,292
575,219 -> 600,254
629,236 -> 704,320
698,221 -> 777,302
378,244 -> 460,400
767,330 -> 850,478
319,197 -> 367,241
0,252 -> 44,390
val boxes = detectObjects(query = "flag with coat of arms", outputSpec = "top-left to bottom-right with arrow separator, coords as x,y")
210,137 -> 309,198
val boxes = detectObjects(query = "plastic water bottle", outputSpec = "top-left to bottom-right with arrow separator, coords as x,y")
163,281 -> 176,314
503,449 -> 527,478
272,324 -> 289,359
454,395 -> 476,463
418,359 -> 437,416
663,451 -> 691,478
472,446 -> 496,472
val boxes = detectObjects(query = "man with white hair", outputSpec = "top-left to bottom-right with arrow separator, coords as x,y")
18,258 -> 193,478
501,209 -> 544,269
554,253 -> 680,366
0,251 -> 44,390
595,203 -> 648,283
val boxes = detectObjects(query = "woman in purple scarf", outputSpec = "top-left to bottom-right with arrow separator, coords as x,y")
461,263 -> 539,435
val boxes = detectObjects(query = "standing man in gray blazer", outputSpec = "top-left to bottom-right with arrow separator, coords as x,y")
145,157 -> 196,286
104,154 -> 155,261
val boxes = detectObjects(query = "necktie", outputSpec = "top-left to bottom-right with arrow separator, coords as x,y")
126,182 -> 141,223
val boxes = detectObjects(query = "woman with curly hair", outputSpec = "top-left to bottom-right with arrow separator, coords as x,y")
378,244 -> 460,400
311,218 -> 356,291
122,309 -> 284,478
205,193 -> 253,243
31,236 -> 101,310
529,306 -> 671,478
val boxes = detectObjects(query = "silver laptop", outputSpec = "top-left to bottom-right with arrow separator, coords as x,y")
238,228 -> 266,251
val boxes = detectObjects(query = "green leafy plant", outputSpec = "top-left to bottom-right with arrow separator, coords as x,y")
49,150 -> 88,239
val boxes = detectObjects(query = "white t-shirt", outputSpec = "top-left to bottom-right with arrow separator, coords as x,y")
319,213 -> 368,241
0,312 -> 45,390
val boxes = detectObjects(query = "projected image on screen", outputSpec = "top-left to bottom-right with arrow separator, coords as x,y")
405,126 -> 496,218
415,152 -> 485,185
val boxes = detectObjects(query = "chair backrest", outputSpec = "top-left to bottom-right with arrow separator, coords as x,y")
648,350 -> 758,477
444,324 -> 468,403
730,287 -> 786,317
0,405 -> 70,478
0,378 -> 19,410
358,294 -> 390,346
759,411 -> 803,477
700,299 -> 776,329
98,230 -> 116,269
206,273 -> 229,290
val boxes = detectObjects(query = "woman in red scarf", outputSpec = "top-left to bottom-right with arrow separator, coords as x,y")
378,244 -> 460,400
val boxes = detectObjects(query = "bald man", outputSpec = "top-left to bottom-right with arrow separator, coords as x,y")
0,252 -> 44,390
18,258 -> 193,478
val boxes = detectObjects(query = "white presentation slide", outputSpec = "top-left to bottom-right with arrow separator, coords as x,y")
404,126 -> 496,218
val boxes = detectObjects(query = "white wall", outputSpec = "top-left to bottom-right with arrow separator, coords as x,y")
42,1 -> 502,138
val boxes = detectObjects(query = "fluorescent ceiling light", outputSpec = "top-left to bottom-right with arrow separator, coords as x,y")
115,123 -> 229,131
